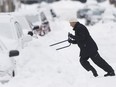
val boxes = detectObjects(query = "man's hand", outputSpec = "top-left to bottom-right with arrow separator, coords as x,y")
68,32 -> 74,38
68,38 -> 73,43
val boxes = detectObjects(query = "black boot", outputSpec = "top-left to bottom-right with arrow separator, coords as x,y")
104,72 -> 115,77
91,68 -> 98,77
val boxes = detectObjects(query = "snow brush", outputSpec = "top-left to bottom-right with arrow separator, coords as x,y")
49,39 -> 71,50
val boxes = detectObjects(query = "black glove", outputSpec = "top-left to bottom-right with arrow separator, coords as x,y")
68,38 -> 73,43
68,32 -> 74,38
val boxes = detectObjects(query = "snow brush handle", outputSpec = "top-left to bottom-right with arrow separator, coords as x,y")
50,39 -> 68,46
56,43 -> 71,50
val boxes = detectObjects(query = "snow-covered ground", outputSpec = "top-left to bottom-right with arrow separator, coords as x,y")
0,0 -> 116,87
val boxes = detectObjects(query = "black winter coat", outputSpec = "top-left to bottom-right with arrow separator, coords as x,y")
71,22 -> 98,58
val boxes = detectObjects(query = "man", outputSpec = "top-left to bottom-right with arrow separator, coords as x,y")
68,20 -> 115,77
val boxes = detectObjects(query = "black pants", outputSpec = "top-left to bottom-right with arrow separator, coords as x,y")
80,52 -> 114,73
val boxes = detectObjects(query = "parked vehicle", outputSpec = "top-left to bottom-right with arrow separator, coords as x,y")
85,9 -> 104,25
77,4 -> 105,18
0,40 -> 19,83
77,4 -> 105,25
77,8 -> 89,19
15,11 -> 50,37
33,20 -> 51,36
38,11 -> 51,36
38,2 -> 58,21
32,7 -> 51,37
101,10 -> 116,23
11,13 -> 34,35
0,14 -> 32,50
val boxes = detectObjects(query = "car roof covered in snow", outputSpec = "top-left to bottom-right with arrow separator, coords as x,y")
0,13 -> 14,23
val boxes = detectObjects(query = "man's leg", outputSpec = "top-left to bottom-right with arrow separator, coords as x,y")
90,52 -> 115,76
80,57 -> 98,77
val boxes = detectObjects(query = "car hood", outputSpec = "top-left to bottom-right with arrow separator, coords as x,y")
0,36 -> 19,50
0,53 -> 14,71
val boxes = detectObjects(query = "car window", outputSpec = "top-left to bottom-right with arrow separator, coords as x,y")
40,12 -> 47,22
25,18 -> 34,30
0,23 -> 14,39
14,22 -> 23,38
25,15 -> 39,24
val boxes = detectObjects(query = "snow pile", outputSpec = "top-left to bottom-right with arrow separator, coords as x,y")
0,0 -> 116,87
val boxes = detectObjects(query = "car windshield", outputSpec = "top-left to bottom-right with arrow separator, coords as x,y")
0,23 -> 14,39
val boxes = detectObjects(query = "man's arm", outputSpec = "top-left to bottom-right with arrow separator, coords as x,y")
68,30 -> 86,42
68,38 -> 77,44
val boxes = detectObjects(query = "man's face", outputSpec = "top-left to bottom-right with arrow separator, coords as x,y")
70,22 -> 76,28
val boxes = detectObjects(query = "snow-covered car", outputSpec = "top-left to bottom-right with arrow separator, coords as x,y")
77,4 -> 105,25
19,10 -> 51,37
0,40 -> 19,83
36,11 -> 51,36
77,8 -> 89,19
11,12 -> 34,35
28,3 -> 53,37
15,8 -> 49,37
101,10 -> 116,23
77,4 -> 105,19
37,2 -> 58,21
0,14 -> 32,50
85,9 -> 103,25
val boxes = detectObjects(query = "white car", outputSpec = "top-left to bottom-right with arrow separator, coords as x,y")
0,14 -> 32,50
77,4 -> 105,18
0,40 -> 19,83
101,10 -> 116,23
37,2 -> 58,21
77,4 -> 105,25
11,12 -> 34,34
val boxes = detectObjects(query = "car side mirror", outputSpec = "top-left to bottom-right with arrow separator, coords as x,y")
9,50 -> 19,57
28,31 -> 33,36
33,25 -> 39,30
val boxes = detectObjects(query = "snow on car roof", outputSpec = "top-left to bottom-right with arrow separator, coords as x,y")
0,14 -> 13,23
